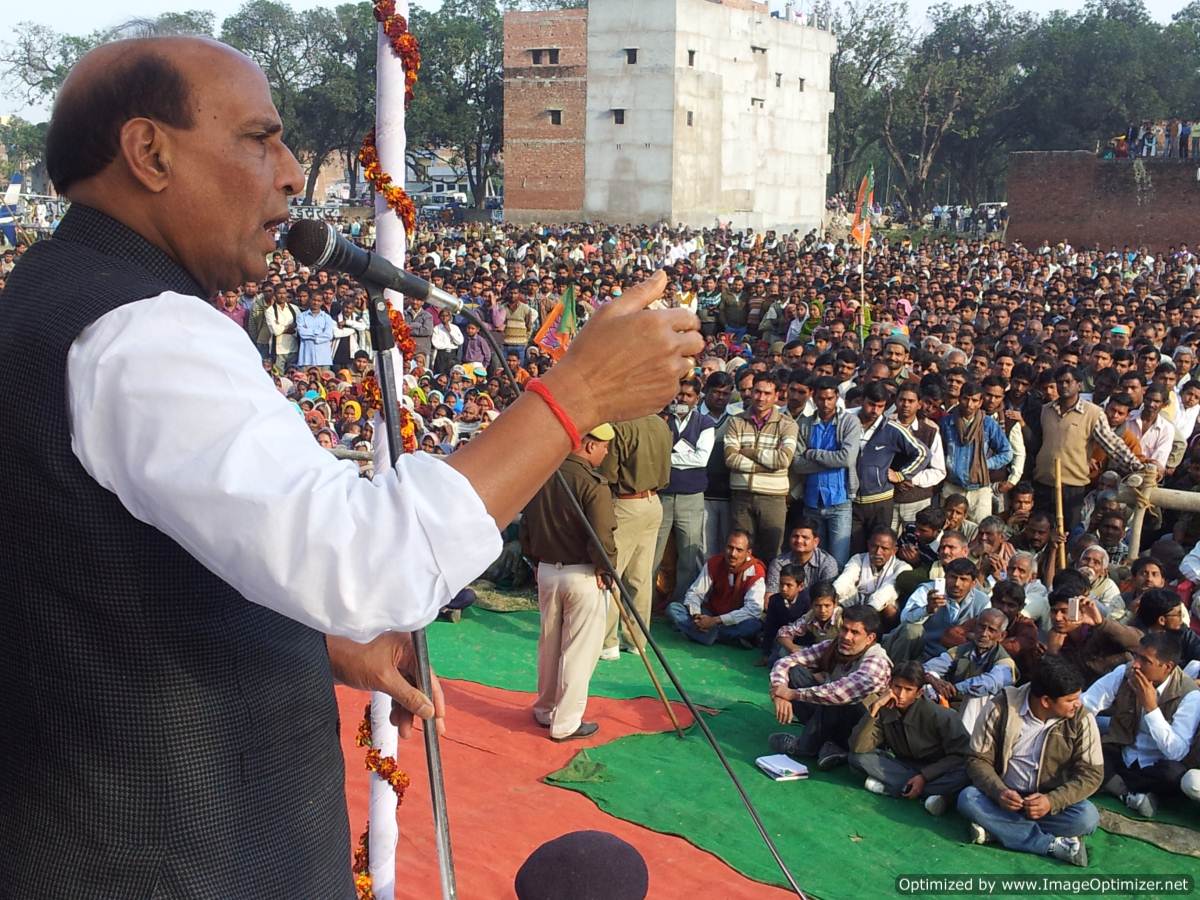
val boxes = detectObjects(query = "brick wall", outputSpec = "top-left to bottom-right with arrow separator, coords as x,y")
503,10 -> 589,222
1007,150 -> 1200,250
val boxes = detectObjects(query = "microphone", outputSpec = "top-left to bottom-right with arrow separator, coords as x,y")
285,219 -> 463,314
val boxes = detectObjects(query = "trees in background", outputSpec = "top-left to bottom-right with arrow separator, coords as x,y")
3,0 -> 1198,212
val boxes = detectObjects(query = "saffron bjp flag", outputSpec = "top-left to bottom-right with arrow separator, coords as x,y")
850,168 -> 874,246
533,283 -> 578,360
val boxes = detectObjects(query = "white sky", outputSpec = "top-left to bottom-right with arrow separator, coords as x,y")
2,0 -> 1192,119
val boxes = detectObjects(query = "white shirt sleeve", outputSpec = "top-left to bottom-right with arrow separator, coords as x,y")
720,577 -> 765,626
1082,666 -> 1123,714
671,423 -> 715,469
910,430 -> 947,489
900,583 -> 933,624
67,292 -> 502,643
1145,692 -> 1200,761
684,565 -> 712,615
834,554 -> 863,604
1181,541 -> 1200,583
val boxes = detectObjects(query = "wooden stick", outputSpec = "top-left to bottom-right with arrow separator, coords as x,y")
612,591 -> 685,739
1054,458 -> 1068,570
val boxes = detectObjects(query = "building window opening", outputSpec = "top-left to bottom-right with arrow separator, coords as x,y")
625,48 -> 638,64
613,108 -> 626,125
799,77 -> 806,92
775,72 -> 782,87
531,49 -> 543,65
687,111 -> 693,126
688,49 -> 696,66
751,45 -> 767,54
548,49 -> 559,64
549,109 -> 562,126
750,97 -> 765,109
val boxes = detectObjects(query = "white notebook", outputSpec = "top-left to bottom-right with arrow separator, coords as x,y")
755,754 -> 810,781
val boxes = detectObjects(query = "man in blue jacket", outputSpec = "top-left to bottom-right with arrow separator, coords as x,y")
941,381 -> 1012,526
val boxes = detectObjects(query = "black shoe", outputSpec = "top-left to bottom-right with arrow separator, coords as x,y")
817,741 -> 848,770
768,732 -> 802,758
551,721 -> 600,742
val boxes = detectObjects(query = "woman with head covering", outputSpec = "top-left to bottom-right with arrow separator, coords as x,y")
315,428 -> 338,450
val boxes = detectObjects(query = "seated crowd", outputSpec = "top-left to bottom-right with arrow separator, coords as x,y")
12,218 -> 1200,868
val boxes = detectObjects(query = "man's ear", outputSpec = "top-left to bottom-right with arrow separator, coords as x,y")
118,117 -> 172,193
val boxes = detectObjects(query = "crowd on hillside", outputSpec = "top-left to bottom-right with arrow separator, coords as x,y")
6,216 -> 1200,867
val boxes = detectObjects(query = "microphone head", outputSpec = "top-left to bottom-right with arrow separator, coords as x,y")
286,219 -> 336,268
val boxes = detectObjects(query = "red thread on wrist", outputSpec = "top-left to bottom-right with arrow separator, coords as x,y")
526,377 -> 581,451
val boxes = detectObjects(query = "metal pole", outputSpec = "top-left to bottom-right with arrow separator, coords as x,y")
366,283 -> 457,900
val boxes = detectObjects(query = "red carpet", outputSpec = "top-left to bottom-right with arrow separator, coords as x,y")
338,680 -> 795,899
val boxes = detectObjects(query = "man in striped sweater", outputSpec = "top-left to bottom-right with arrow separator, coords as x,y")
723,371 -> 798,563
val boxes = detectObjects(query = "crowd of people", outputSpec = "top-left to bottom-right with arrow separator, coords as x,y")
7,213 -> 1200,869
1105,120 -> 1200,159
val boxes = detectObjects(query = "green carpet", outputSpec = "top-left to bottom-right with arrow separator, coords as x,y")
547,702 -> 1200,899
430,607 -> 1200,898
428,607 -> 764,710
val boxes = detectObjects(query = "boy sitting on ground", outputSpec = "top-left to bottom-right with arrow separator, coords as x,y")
848,661 -> 971,816
774,581 -> 842,658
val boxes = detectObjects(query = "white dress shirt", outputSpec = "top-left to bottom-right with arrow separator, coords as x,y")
1083,665 -> 1200,767
834,553 -> 911,611
67,293 -> 502,643
1126,412 -> 1174,469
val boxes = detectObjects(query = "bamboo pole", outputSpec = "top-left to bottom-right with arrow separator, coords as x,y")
611,591 -> 685,739
1054,458 -> 1068,570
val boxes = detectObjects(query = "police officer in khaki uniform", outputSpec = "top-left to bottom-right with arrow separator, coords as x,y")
521,424 -> 618,741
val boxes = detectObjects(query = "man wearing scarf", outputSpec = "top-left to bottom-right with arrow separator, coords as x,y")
941,382 -> 1013,525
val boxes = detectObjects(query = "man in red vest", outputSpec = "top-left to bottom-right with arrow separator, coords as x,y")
666,528 -> 765,647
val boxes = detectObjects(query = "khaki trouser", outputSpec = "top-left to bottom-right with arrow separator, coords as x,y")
533,563 -> 607,739
607,494 -> 663,651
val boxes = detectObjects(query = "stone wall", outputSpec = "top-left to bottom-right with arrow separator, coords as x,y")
1007,150 -> 1200,250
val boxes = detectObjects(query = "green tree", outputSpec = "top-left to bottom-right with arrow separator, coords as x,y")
924,2 -> 1031,204
221,1 -> 378,204
407,0 -> 503,208
0,12 -> 215,104
0,116 -> 48,175
819,0 -> 911,195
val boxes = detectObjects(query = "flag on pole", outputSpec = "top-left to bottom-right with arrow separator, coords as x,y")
532,283 -> 578,360
850,167 -> 874,246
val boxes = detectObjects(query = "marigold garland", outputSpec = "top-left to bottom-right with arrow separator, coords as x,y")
360,375 -> 419,454
354,704 -> 412,899
373,0 -> 420,107
359,129 -> 416,237
356,5 -> 422,895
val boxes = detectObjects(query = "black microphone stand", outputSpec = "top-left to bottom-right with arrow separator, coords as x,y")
365,282 -> 457,900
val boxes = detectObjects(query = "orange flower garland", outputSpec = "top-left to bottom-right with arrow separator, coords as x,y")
360,375 -> 419,454
373,0 -> 421,107
359,129 -> 416,237
356,5 -> 422,895
354,704 -> 412,900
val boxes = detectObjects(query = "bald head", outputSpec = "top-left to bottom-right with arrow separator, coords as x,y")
46,37 -> 302,293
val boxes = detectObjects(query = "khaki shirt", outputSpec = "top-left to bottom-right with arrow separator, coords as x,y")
597,415 -> 672,496
520,456 -> 617,570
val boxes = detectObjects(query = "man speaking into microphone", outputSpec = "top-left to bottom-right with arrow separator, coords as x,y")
0,36 -> 702,899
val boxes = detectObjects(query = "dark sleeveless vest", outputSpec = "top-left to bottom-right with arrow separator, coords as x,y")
893,418 -> 939,505
0,205 -> 352,899
665,410 -> 715,495
1104,665 -> 1197,749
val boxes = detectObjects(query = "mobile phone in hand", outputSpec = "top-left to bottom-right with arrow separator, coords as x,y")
1068,596 -> 1081,621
